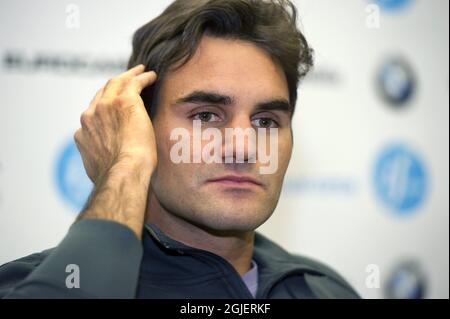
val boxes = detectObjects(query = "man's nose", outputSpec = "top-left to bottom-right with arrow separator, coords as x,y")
221,114 -> 257,164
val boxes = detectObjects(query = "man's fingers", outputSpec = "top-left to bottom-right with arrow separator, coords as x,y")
121,64 -> 146,78
109,64 -> 146,85
80,87 -> 104,128
125,71 -> 157,95
73,128 -> 84,150
89,87 -> 104,106
88,65 -> 155,116
85,87 -> 103,116
100,65 -> 148,102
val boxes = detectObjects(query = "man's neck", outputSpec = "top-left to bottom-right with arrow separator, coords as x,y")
145,193 -> 254,276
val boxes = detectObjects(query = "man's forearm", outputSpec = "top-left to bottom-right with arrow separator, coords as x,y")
78,158 -> 153,239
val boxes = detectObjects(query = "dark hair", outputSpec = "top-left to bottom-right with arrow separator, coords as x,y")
128,0 -> 314,118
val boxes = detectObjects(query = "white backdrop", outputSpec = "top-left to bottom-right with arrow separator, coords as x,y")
0,0 -> 448,299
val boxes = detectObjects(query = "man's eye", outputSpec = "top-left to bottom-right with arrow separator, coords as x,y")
251,118 -> 278,128
192,112 -> 220,122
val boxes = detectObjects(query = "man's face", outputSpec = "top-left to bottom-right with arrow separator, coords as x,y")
150,35 -> 293,232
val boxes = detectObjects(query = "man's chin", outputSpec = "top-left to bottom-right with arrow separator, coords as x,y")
190,207 -> 272,234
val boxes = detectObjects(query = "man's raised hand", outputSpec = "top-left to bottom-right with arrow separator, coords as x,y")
74,64 -> 157,185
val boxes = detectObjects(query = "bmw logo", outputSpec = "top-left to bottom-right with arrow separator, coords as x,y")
373,143 -> 427,214
55,139 -> 93,212
385,260 -> 426,299
377,57 -> 416,107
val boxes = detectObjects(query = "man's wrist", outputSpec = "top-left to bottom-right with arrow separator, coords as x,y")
79,156 -> 153,239
108,156 -> 154,185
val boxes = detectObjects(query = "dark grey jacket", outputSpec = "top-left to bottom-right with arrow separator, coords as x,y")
0,219 -> 360,298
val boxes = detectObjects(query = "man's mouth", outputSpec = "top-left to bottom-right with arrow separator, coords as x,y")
206,175 -> 263,188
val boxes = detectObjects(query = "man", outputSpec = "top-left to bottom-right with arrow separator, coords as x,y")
0,0 -> 359,298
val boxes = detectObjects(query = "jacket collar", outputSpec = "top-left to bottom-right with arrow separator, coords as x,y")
143,222 -> 324,276
143,223 -> 325,295
141,223 -> 359,299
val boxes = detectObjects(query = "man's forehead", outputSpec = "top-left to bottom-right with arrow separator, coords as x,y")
162,36 -> 290,104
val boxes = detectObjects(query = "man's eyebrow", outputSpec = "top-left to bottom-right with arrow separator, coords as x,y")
256,99 -> 293,114
174,90 -> 234,106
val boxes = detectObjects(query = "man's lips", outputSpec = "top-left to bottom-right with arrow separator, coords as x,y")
206,175 -> 263,188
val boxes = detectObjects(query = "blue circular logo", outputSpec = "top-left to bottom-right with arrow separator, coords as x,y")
377,58 -> 416,106
373,0 -> 413,12
385,260 -> 426,299
55,139 -> 93,211
373,144 -> 427,214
